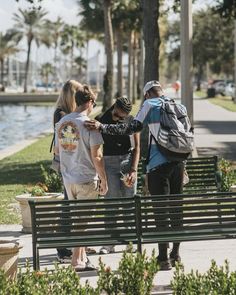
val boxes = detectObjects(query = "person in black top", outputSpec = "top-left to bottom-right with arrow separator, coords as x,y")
96,96 -> 140,254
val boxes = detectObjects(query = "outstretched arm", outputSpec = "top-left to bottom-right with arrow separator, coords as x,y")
85,119 -> 143,135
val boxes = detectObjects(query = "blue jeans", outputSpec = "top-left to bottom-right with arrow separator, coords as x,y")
104,155 -> 136,198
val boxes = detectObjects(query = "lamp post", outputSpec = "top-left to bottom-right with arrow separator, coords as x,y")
234,20 -> 236,103
180,0 -> 193,124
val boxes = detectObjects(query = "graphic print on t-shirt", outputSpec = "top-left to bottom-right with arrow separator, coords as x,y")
58,121 -> 80,151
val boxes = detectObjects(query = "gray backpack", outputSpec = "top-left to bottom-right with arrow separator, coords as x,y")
154,98 -> 194,161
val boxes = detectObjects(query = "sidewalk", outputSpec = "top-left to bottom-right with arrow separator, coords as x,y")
194,97 -> 236,161
2,224 -> 236,294
1,96 -> 236,293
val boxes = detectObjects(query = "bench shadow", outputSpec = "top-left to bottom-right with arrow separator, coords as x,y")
0,231 -> 25,239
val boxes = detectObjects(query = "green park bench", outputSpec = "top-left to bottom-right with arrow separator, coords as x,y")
135,192 -> 236,253
137,156 -> 221,194
29,197 -> 137,270
29,190 -> 236,270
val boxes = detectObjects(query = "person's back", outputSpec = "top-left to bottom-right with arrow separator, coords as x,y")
55,85 -> 108,271
57,112 -> 101,185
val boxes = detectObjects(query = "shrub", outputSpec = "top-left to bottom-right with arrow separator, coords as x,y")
0,264 -> 99,295
0,246 -> 158,295
40,165 -> 63,192
218,158 -> 236,191
97,244 -> 158,295
171,260 -> 236,295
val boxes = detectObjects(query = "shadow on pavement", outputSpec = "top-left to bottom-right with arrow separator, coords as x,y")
195,121 -> 236,135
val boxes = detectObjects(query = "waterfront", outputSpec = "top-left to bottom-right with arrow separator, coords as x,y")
0,104 -> 54,151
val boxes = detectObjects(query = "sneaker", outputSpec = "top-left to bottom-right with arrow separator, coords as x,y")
156,257 -> 172,271
85,258 -> 97,271
99,246 -> 115,254
86,247 -> 97,255
73,259 -> 97,272
169,254 -> 181,267
57,249 -> 72,263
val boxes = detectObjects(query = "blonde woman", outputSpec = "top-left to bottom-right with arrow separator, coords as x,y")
51,80 -> 82,263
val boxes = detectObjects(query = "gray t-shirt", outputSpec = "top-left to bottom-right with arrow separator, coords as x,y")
55,112 -> 104,184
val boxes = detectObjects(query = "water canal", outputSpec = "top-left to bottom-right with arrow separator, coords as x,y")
0,104 -> 54,151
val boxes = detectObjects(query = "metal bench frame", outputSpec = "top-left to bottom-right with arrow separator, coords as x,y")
29,191 -> 236,270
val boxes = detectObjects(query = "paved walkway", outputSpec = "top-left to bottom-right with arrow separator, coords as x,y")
194,98 -> 236,161
1,96 -> 236,293
1,224 -> 236,294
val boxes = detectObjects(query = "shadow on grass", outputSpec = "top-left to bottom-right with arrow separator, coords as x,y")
0,160 -> 51,185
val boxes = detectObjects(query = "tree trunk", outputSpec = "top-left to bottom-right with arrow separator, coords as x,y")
140,0 -> 160,159
24,39 -> 32,93
196,64 -> 203,91
128,30 -> 134,101
103,0 -> 114,111
141,0 -> 160,83
132,32 -> 137,104
137,31 -> 144,100
0,59 -> 4,87
116,25 -> 123,97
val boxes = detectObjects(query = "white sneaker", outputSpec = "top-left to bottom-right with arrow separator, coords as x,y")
99,246 -> 115,254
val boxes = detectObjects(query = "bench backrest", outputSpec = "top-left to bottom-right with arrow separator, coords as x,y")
184,156 -> 219,193
137,156 -> 220,194
136,192 -> 236,243
29,197 -> 137,248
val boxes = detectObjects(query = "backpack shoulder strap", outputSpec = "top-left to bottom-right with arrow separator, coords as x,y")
49,133 -> 55,153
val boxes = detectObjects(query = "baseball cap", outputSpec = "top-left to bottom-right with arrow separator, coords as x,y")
143,80 -> 162,96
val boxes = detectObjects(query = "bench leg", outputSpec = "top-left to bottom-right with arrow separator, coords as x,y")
137,241 -> 142,253
33,246 -> 40,271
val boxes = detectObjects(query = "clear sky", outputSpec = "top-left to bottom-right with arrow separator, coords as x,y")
0,0 -> 104,64
0,0 -> 214,66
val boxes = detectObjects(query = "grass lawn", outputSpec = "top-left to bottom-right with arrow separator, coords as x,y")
0,100 -> 142,224
0,135 -> 53,224
209,96 -> 236,112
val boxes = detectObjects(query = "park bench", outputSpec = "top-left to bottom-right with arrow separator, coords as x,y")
29,190 -> 236,270
29,197 -> 137,270
135,191 -> 236,252
137,156 -> 221,194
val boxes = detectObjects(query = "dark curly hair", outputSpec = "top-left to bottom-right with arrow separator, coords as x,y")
115,96 -> 132,113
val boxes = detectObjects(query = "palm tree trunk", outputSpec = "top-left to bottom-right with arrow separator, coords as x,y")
128,30 -> 134,100
140,0 -> 160,158
196,64 -> 203,91
0,59 -> 4,87
141,0 -> 160,83
24,39 -> 32,93
132,32 -> 137,104
116,25 -> 123,97
138,31 -> 144,100
103,0 -> 114,111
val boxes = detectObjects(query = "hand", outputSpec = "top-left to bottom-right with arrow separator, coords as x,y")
99,179 -> 108,195
123,171 -> 136,188
84,120 -> 101,130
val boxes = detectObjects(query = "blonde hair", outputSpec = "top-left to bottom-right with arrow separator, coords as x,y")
55,80 -> 82,113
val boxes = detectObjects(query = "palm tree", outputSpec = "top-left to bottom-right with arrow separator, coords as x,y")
13,8 -> 47,92
44,18 -> 64,72
42,17 -> 64,90
0,31 -> 20,87
103,0 -> 114,110
60,24 -> 85,78
141,0 -> 160,83
40,62 -> 54,91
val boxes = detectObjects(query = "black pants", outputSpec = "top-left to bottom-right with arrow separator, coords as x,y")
147,161 -> 184,260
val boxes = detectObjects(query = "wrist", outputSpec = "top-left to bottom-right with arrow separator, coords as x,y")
130,167 -> 137,173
